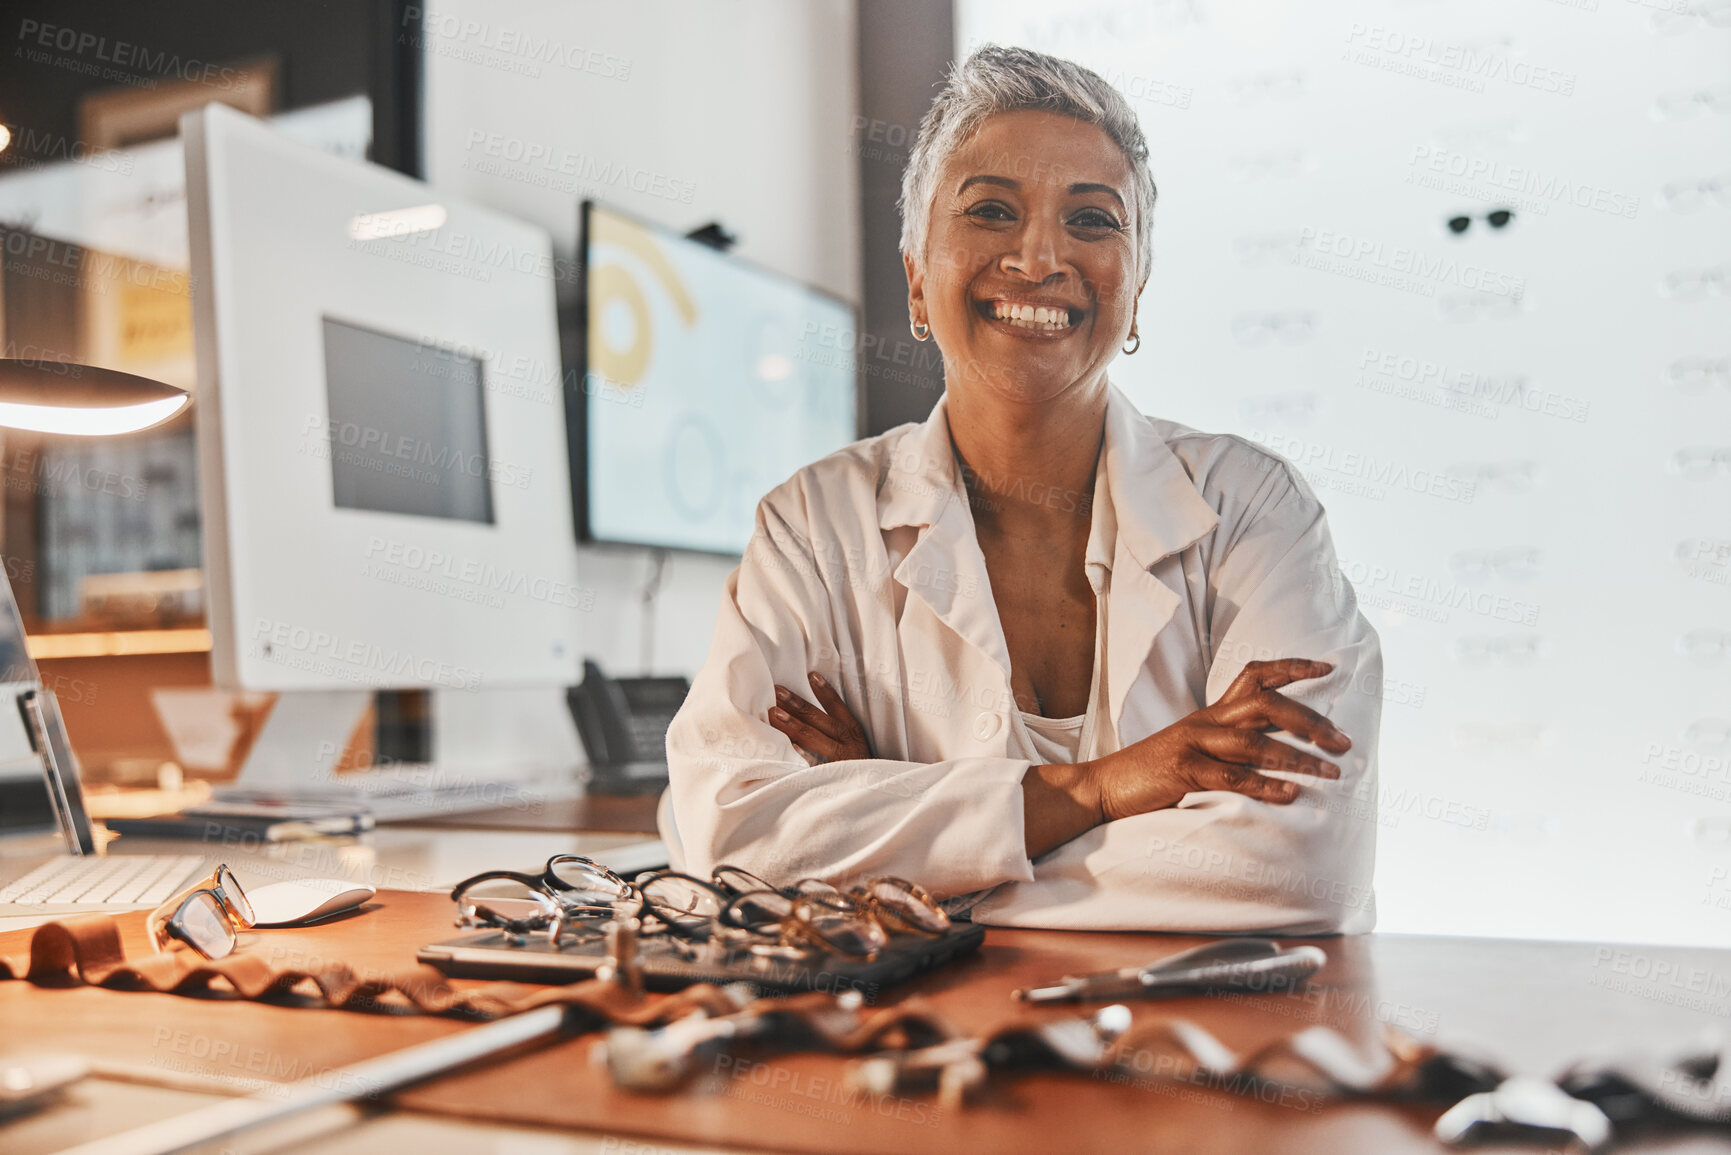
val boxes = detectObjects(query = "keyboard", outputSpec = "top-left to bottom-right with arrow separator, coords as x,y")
0,855 -> 203,907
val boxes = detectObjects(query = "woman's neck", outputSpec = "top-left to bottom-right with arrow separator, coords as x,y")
946,384 -> 1107,538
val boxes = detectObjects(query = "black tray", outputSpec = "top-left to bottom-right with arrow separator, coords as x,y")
418,922 -> 985,1003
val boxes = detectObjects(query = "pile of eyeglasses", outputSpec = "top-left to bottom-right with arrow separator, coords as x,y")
449,858 -> 950,963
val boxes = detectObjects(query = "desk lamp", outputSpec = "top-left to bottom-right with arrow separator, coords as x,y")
0,358 -> 189,436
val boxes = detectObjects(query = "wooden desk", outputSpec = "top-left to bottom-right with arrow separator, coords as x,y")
1,891 -> 1726,1154
396,790 -> 662,835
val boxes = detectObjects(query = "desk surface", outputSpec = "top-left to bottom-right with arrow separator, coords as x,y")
2,890 -> 1727,1155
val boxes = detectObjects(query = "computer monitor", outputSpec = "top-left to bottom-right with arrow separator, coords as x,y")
572,201 -> 859,555
182,103 -> 583,792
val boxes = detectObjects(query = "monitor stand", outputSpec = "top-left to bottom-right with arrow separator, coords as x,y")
222,687 -> 584,821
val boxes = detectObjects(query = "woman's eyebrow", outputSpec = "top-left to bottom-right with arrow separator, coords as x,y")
1069,182 -> 1127,211
956,174 -> 1127,212
956,174 -> 1019,195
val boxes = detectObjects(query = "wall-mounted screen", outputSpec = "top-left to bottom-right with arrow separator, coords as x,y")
575,201 -> 858,555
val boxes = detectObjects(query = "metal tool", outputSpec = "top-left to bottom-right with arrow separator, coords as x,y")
1012,938 -> 1326,1004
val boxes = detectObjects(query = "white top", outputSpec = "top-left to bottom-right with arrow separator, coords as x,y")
1014,581 -> 1107,767
660,386 -> 1381,934
1019,711 -> 1086,765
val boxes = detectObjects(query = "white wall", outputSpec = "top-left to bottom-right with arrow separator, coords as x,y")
960,0 -> 1731,946
422,0 -> 861,678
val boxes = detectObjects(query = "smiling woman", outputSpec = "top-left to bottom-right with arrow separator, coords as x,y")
661,45 -> 1383,935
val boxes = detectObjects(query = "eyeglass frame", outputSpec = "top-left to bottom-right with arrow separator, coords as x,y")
1445,208 -> 1515,235
146,863 -> 255,960
719,875 -> 950,959
450,854 -> 637,943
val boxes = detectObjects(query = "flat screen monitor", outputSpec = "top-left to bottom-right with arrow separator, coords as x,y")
573,201 -> 858,555
184,103 -> 580,694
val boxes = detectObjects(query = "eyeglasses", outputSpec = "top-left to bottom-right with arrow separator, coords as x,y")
1696,816 -> 1731,847
1649,0 -> 1731,34
1651,86 -> 1731,121
1230,232 -> 1307,266
1449,460 -> 1540,494
1453,634 -> 1544,665
450,854 -> 636,944
1437,290 -> 1524,322
146,864 -> 255,960
1448,547 -> 1544,584
453,858 -> 951,963
1446,209 -> 1514,235
1678,629 -> 1731,662
1230,311 -> 1316,347
1431,120 -> 1528,151
1229,69 -> 1306,105
1660,265 -> 1731,301
1226,148 -> 1315,183
1683,718 -> 1731,750
1656,173 -> 1731,212
1237,393 -> 1319,425
719,876 -> 949,961
1669,447 -> 1731,480
1664,357 -> 1731,391
1451,722 -> 1551,758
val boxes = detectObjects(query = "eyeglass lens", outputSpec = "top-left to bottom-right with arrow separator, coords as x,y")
641,875 -> 723,927
457,877 -> 557,930
863,879 -> 950,934
546,857 -> 627,904
216,864 -> 254,926
176,891 -> 237,960
802,904 -> 889,957
1448,209 -> 1514,233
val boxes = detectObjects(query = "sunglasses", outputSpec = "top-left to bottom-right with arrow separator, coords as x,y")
1446,209 -> 1514,234
145,864 -> 255,960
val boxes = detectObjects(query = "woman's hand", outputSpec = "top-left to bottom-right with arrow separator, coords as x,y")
1024,658 -> 1352,857
1089,658 -> 1351,821
768,672 -> 871,762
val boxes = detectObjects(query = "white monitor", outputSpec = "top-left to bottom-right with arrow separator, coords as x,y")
183,103 -> 580,697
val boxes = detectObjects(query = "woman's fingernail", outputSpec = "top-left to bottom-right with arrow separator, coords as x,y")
1323,761 -> 1340,777
771,707 -> 789,722
809,672 -> 825,687
775,686 -> 790,702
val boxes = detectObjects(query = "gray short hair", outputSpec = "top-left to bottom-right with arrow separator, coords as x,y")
899,44 -> 1158,280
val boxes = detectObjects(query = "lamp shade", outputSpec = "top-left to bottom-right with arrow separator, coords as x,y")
0,359 -> 189,436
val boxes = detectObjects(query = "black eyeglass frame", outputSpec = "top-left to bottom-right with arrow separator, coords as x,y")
1446,208 -> 1515,234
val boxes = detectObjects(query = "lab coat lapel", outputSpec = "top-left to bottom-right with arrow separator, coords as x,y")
1099,388 -> 1220,731
879,397 -> 1013,682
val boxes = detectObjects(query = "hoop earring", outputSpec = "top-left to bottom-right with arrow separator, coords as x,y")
1122,332 -> 1140,355
911,320 -> 930,342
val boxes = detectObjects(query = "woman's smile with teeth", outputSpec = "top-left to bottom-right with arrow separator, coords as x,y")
989,300 -> 1077,331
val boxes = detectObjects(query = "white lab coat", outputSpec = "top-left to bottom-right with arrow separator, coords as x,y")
661,385 -> 1380,934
